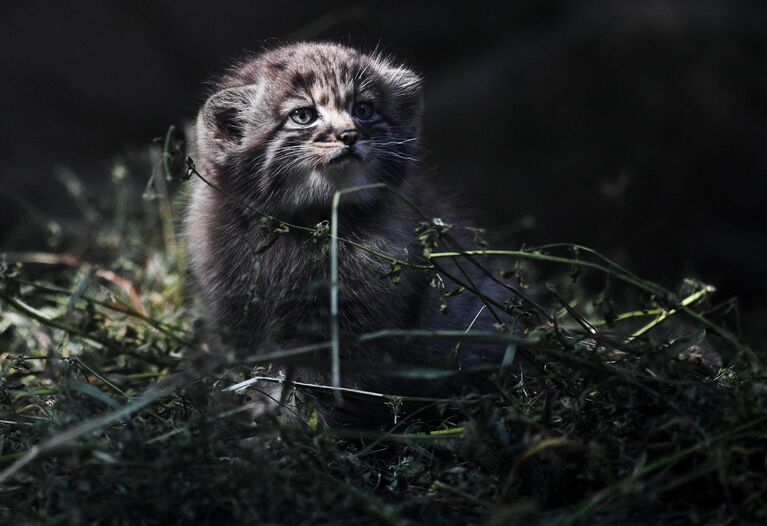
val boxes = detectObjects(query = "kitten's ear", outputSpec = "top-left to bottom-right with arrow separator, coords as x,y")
380,64 -> 424,133
386,66 -> 423,99
379,64 -> 423,103
197,85 -> 258,163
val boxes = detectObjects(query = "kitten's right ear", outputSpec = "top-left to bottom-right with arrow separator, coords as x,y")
197,85 -> 258,163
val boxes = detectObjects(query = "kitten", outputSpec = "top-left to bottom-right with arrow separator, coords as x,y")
185,42 -> 509,424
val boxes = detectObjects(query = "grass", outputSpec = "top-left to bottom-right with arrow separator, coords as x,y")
0,130 -> 765,525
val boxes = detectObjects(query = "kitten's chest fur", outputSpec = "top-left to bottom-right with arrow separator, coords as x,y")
195,193 -> 429,349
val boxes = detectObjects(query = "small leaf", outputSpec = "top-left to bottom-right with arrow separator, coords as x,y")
442,286 -> 465,298
384,262 -> 402,285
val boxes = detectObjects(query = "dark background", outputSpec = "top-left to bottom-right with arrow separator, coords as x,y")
1,1 -> 765,329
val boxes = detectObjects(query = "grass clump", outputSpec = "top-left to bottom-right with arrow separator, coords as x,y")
0,132 -> 765,525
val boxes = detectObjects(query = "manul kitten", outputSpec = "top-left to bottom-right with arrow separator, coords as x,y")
185,42 -> 521,424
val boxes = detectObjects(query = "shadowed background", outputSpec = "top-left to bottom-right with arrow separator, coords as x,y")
1,1 -> 765,331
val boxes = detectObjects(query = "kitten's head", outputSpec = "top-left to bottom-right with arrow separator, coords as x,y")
197,42 -> 423,211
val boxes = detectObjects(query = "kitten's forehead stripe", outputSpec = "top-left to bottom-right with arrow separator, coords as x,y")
291,71 -> 317,92
269,60 -> 287,72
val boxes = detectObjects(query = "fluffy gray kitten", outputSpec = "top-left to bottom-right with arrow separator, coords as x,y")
185,42 -> 511,424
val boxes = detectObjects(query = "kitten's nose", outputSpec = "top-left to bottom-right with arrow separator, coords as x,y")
337,129 -> 359,146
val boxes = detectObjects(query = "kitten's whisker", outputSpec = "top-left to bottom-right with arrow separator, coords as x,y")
369,146 -> 419,163
369,138 -> 417,147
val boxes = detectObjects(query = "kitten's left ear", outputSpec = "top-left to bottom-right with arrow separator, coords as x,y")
200,86 -> 259,147
196,85 -> 260,170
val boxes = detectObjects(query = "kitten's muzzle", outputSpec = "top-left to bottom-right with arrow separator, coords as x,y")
337,129 -> 359,146
327,145 -> 362,164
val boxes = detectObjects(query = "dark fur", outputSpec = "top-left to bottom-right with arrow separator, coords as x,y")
186,43 -> 507,424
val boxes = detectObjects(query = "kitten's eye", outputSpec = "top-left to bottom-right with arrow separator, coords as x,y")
289,107 -> 318,125
352,102 -> 374,120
